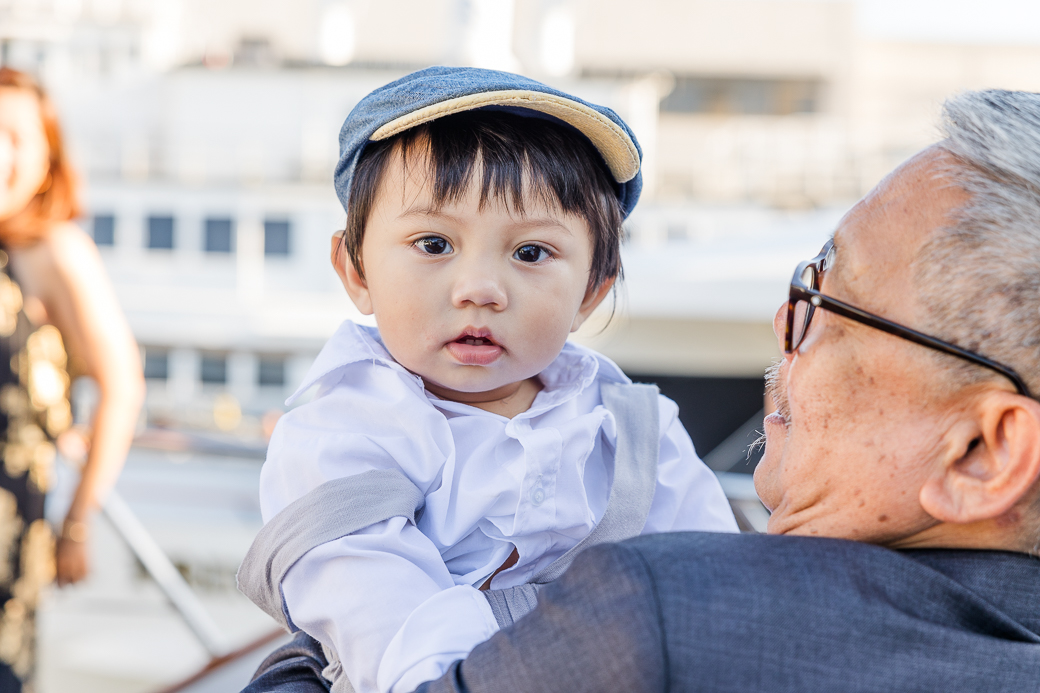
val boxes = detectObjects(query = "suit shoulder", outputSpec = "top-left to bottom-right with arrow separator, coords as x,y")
545,540 -> 660,623
622,530 -> 894,564
471,542 -> 667,693
618,532 -> 909,593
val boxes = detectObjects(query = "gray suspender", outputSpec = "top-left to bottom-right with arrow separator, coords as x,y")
237,381 -> 661,635
532,382 -> 660,582
483,382 -> 660,626
237,469 -> 426,631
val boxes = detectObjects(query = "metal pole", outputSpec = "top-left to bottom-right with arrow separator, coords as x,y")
102,490 -> 230,658
702,409 -> 765,473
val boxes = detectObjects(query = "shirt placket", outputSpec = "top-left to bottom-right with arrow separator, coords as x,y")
509,417 -> 563,573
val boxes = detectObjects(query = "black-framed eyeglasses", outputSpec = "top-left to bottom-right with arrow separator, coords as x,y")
786,238 -> 1035,400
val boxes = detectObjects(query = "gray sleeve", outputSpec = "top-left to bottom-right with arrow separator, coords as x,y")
415,543 -> 667,693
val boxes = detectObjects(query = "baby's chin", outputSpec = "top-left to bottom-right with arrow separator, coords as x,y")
390,355 -> 507,393
420,372 -> 535,403
413,361 -> 549,398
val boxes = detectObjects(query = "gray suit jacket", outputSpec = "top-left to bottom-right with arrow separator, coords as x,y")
416,532 -> 1040,693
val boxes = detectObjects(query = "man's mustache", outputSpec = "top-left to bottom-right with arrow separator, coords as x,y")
765,359 -> 792,421
750,360 -> 791,454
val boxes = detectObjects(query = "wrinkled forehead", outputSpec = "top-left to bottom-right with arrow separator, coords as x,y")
826,147 -> 969,312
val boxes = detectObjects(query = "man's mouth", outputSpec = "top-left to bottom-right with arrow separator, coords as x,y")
445,329 -> 504,366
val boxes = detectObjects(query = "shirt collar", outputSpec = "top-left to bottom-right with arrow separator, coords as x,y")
286,320 -> 422,405
287,320 -> 631,413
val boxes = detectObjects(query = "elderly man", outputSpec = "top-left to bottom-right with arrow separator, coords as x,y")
245,89 -> 1040,692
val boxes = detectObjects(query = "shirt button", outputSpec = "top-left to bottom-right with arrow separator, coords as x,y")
531,488 -> 545,506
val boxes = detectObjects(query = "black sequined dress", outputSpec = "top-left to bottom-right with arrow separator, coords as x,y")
0,250 -> 69,692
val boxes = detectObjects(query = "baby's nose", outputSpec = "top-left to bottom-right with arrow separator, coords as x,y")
451,270 -> 507,310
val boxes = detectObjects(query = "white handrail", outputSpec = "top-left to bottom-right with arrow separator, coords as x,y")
102,490 -> 231,658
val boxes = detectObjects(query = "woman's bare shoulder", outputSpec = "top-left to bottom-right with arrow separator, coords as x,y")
9,222 -> 103,302
18,221 -> 98,269
37,221 -> 95,258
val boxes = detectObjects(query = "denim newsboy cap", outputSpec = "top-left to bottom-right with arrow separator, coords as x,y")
334,66 -> 644,218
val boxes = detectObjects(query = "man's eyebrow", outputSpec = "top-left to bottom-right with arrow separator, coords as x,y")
825,235 -> 838,268
823,235 -> 845,285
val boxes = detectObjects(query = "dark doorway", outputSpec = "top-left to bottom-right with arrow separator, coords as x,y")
628,373 -> 766,474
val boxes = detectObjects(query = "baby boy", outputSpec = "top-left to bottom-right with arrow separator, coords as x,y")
239,67 -> 737,693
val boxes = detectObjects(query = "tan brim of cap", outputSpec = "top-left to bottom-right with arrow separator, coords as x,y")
370,89 -> 640,184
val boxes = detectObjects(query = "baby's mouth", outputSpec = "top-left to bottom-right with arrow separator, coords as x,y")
456,336 -> 496,347
446,330 -> 504,366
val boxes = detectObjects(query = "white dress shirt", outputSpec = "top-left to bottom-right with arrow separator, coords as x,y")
260,321 -> 738,693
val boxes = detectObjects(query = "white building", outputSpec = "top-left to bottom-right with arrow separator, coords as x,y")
4,0 -> 1040,454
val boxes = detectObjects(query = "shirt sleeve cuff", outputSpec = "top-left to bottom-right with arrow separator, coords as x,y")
380,584 -> 500,693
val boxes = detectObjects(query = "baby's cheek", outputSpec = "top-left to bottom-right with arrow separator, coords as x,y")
524,311 -> 573,366
375,308 -> 434,370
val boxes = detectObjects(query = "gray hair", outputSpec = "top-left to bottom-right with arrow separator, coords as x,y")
916,90 -> 1040,550
915,90 -> 1040,398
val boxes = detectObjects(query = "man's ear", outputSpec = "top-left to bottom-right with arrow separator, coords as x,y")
571,276 -> 616,333
330,232 -> 373,315
920,391 -> 1040,525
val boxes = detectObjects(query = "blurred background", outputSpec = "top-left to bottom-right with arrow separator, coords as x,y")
3,0 -> 1040,689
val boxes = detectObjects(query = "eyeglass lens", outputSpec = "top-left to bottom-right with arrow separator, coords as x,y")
790,265 -> 818,350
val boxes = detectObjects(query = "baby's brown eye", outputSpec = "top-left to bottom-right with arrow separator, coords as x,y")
417,237 -> 452,255
514,245 -> 549,263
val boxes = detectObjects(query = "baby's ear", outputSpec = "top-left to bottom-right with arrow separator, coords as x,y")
571,276 -> 616,332
331,232 -> 373,314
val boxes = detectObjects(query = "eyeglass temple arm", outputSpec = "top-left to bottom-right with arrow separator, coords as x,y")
799,288 -> 1034,399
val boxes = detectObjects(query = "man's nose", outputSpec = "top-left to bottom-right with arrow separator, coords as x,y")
451,265 -> 508,310
773,302 -> 792,360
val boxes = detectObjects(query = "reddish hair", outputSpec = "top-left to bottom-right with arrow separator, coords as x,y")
0,68 -> 81,246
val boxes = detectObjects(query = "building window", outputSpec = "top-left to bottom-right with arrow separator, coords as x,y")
143,348 -> 168,380
258,357 -> 286,387
92,214 -> 115,246
200,353 -> 227,384
660,77 -> 820,116
147,215 -> 175,249
264,220 -> 291,256
666,223 -> 688,242
204,217 -> 234,253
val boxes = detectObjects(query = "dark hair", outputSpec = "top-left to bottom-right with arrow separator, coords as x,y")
343,109 -> 624,291
0,68 -> 81,246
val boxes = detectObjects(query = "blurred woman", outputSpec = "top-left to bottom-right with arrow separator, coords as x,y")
0,68 -> 144,691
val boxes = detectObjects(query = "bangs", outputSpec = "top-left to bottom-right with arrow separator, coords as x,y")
345,109 -> 624,290
397,109 -> 619,219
